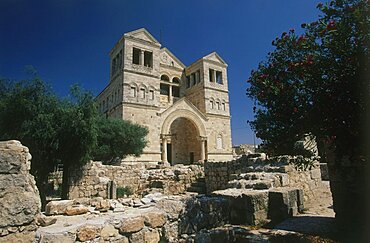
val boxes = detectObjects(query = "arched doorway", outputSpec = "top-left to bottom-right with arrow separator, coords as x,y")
169,117 -> 200,165
160,109 -> 207,166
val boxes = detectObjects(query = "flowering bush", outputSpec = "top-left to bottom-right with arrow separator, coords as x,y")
247,0 -> 369,157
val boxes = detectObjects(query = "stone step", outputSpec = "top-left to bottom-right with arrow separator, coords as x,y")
187,186 -> 206,194
229,172 -> 290,188
191,181 -> 206,188
227,179 -> 274,190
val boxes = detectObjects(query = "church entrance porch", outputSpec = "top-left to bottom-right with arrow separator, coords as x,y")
161,117 -> 206,165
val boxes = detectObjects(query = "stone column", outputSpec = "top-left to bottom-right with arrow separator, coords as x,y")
140,50 -> 144,65
200,137 -> 206,162
168,85 -> 172,103
213,70 -> 217,83
162,136 -> 169,165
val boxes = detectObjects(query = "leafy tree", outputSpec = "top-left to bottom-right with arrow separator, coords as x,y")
246,0 -> 369,240
247,0 -> 369,157
0,77 -> 61,206
93,117 -> 148,164
0,77 -> 149,204
56,85 -> 98,199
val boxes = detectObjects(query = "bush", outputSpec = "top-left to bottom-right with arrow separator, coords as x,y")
116,186 -> 133,198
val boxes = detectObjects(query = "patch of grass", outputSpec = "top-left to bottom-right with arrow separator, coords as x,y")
116,186 -> 133,198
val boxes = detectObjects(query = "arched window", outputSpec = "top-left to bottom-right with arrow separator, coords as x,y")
130,87 -> 137,97
161,75 -> 170,82
216,135 -> 223,149
172,77 -> 180,84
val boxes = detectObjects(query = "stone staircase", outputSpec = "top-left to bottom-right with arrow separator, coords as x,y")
227,172 -> 290,190
187,177 -> 206,194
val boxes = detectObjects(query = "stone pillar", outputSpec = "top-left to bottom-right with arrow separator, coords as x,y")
140,50 -> 144,65
200,137 -> 206,162
168,85 -> 172,103
161,136 -> 169,165
213,70 -> 217,82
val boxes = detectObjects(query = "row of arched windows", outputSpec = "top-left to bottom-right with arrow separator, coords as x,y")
160,74 -> 180,84
209,98 -> 227,111
98,87 -> 121,113
129,83 -> 156,100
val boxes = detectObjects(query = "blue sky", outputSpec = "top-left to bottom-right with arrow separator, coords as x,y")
0,0 -> 323,145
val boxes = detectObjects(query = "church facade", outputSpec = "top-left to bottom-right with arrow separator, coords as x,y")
96,28 -> 233,165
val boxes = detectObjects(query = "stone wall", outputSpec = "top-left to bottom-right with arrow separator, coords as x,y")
0,140 -> 41,242
68,161 -> 204,199
205,155 -> 323,202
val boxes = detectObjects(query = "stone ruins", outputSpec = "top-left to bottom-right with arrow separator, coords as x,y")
0,140 -> 335,243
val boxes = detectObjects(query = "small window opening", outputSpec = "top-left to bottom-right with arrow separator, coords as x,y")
160,84 -> 169,95
144,51 -> 153,68
131,87 -> 136,97
140,88 -> 145,99
216,71 -> 223,84
209,69 -> 214,82
133,48 -> 140,65
172,86 -> 180,97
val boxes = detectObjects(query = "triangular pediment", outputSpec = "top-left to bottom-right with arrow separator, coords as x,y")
124,28 -> 160,44
160,48 -> 185,68
203,52 -> 227,66
159,97 -> 208,121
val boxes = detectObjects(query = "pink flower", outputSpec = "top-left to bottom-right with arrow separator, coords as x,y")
293,107 -> 298,113
327,20 -> 336,30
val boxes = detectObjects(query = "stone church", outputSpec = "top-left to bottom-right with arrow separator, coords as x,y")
96,28 -> 233,165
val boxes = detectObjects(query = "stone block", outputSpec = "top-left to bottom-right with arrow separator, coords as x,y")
143,211 -> 166,228
100,224 -> 119,240
310,168 -> 322,180
119,216 -> 145,233
212,188 -> 268,225
268,187 -> 303,223
65,205 -> 89,216
45,200 -> 74,216
37,232 -> 76,243
77,225 -> 100,242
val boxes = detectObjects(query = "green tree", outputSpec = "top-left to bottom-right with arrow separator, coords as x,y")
93,117 -> 148,164
246,0 -> 369,240
56,85 -> 98,199
247,0 -> 369,156
0,77 -> 150,203
0,77 -> 61,206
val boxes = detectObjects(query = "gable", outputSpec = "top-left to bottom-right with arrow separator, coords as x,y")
159,97 -> 208,121
124,28 -> 160,44
203,52 -> 227,66
160,48 -> 185,68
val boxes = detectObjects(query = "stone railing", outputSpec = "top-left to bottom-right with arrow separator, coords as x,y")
205,154 -> 323,202
68,161 -> 204,199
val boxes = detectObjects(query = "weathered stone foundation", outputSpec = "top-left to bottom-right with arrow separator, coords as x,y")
0,140 -> 41,242
205,155 -> 323,203
68,161 -> 204,199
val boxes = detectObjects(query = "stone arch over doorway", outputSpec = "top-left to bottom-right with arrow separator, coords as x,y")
161,109 -> 207,165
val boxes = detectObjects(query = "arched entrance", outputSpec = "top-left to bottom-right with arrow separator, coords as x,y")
169,117 -> 200,165
161,109 -> 207,165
